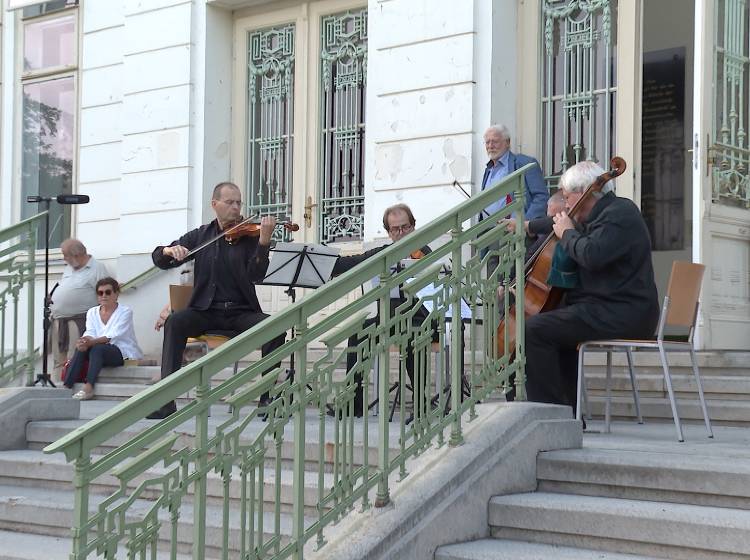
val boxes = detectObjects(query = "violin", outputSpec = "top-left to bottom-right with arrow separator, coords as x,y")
223,218 -> 299,243
410,249 -> 426,259
170,215 -> 299,264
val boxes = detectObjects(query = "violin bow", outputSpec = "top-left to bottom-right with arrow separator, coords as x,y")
170,214 -> 259,264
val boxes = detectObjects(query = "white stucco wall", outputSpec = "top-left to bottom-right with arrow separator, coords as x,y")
363,0 -> 518,240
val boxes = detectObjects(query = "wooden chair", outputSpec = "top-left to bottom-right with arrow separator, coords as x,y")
576,262 -> 713,442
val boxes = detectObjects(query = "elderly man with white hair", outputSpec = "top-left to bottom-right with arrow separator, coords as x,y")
523,160 -> 660,414
481,124 -> 548,220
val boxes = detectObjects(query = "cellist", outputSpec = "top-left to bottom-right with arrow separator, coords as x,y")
524,161 -> 659,411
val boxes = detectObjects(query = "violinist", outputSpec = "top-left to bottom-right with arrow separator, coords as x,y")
524,161 -> 659,412
329,203 -> 434,418
147,181 -> 286,419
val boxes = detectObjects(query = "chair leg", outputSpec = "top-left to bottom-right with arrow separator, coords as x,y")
689,348 -> 714,438
581,374 -> 592,421
658,344 -> 684,442
605,350 -> 612,433
576,344 -> 589,420
625,349 -> 643,424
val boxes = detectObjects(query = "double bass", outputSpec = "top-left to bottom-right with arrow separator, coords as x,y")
496,157 -> 627,356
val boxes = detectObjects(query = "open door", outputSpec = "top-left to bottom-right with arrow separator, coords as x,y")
692,0 -> 750,349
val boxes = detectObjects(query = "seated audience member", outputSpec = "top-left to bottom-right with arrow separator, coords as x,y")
63,277 -> 143,400
50,239 -> 109,377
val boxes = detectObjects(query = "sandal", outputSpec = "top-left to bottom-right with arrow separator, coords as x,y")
72,389 -> 94,401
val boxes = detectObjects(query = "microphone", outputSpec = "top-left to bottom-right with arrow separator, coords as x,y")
55,194 -> 90,204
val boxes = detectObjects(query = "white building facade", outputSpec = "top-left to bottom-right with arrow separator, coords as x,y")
1,0 -> 749,355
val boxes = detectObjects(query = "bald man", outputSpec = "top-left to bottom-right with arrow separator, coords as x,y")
50,239 -> 109,376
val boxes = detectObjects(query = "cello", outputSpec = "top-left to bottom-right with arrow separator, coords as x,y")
496,156 -> 627,356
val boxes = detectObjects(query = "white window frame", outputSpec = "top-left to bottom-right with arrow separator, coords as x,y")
15,3 -> 80,250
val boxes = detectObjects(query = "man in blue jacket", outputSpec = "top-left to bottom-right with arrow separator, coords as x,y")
481,124 -> 548,220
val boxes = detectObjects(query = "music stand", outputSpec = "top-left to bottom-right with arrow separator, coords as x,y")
262,243 -> 340,383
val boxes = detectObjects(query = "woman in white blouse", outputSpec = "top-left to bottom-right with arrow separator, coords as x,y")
63,277 -> 143,399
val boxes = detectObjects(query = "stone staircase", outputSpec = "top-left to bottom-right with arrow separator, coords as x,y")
0,360 -> 402,559
582,351 -> 750,426
435,421 -> 750,560
2,351 -> 750,559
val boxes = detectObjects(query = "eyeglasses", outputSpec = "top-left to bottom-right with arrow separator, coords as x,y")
97,289 -> 113,296
389,224 -> 414,234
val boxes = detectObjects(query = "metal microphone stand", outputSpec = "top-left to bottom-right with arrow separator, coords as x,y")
31,198 -> 56,387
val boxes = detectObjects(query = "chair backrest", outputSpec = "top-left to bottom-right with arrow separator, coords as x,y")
169,284 -> 193,312
665,261 -> 705,328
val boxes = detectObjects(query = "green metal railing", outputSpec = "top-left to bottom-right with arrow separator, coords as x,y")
44,168 -> 530,560
0,213 -> 42,386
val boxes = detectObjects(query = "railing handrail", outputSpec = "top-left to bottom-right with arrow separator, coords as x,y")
119,265 -> 162,292
44,167 -> 531,460
0,213 -> 47,242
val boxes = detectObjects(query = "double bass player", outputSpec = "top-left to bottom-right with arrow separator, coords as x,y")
523,161 -> 660,411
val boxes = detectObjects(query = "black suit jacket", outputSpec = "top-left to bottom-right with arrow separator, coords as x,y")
152,220 -> 270,312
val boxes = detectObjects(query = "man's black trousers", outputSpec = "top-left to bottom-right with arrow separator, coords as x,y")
160,307 -> 286,402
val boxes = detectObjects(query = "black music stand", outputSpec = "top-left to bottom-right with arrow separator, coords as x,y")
262,243 -> 339,383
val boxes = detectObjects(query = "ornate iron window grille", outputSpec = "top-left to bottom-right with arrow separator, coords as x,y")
712,0 -> 749,206
541,0 -> 617,190
246,24 -> 295,241
318,9 -> 368,244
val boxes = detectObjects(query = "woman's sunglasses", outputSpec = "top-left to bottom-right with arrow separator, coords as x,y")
97,289 -> 114,296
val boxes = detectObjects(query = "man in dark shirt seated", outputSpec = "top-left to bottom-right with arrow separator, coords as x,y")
329,203 -> 434,418
148,181 -> 286,419
523,161 -> 660,413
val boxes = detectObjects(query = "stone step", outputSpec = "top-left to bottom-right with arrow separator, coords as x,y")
0,530 -> 195,560
537,448 -> 750,510
584,351 -> 750,369
584,373 -> 750,398
0,449 -> 335,515
0,483 -> 311,558
435,538 -> 665,560
488,492 -> 750,560
583,396 -> 750,426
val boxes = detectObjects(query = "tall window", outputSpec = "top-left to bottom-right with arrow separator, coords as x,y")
712,0 -> 750,207
20,0 -> 78,248
245,23 -> 296,241
318,8 -> 368,244
540,0 -> 617,190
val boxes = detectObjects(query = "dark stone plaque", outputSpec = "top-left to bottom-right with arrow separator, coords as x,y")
641,47 -> 686,251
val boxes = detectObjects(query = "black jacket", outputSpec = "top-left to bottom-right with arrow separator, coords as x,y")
332,243 -> 432,320
556,193 -> 660,336
152,220 -> 270,312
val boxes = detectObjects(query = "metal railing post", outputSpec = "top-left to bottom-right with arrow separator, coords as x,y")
292,319 -> 308,560
449,225 -> 464,447
375,271 -> 391,508
514,181 -> 527,400
193,371 -> 210,559
71,454 -> 91,560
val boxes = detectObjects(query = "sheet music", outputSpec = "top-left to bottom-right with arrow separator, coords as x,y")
263,243 -> 340,288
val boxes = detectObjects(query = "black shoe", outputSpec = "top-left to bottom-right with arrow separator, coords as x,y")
146,401 -> 177,420
258,397 -> 272,422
